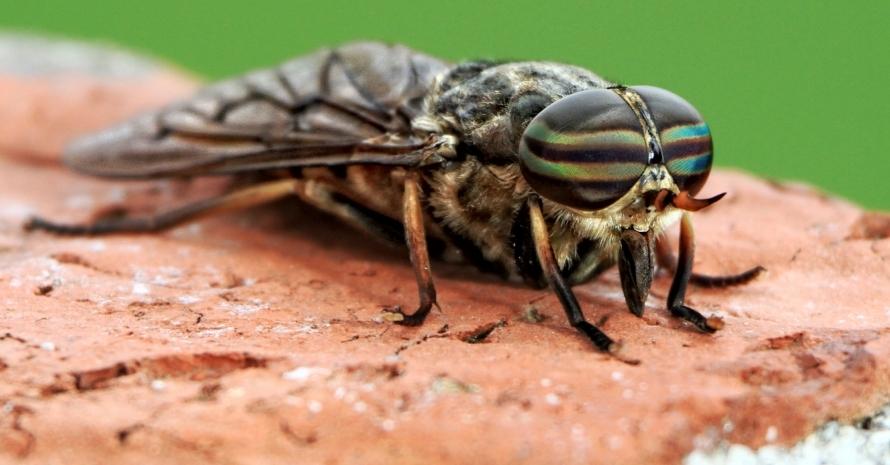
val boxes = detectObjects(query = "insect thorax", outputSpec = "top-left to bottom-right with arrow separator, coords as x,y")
429,61 -> 613,163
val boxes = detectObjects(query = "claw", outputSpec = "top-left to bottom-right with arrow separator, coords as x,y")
705,315 -> 725,331
381,302 -> 434,326
607,340 -> 641,365
380,306 -> 406,322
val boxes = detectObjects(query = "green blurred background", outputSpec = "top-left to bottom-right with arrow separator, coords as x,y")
2,0 -> 887,208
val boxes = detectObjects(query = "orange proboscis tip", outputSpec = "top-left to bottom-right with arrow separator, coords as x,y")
672,191 -> 726,212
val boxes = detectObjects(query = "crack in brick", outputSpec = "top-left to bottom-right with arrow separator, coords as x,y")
459,319 -> 507,343
116,402 -> 171,446
51,251 -> 124,277
733,329 -> 883,389
0,333 -> 27,344
278,420 -> 318,446
1,402 -> 35,458
393,324 -> 450,356
391,319 -> 512,354
42,352 -> 272,395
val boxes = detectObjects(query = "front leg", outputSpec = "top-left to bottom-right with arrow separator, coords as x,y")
666,213 -> 725,333
388,170 -> 438,326
527,197 -> 636,363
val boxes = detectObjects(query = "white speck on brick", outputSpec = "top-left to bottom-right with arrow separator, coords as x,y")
64,193 -> 93,210
295,323 -> 319,334
723,420 -> 735,434
39,341 -> 55,351
152,267 -> 183,285
282,366 -> 330,382
131,282 -> 150,295
198,327 -> 234,338
765,426 -> 778,442
150,379 -> 166,391
104,187 -> 126,203
0,203 -> 35,221
88,240 -> 107,252
308,400 -> 323,413
544,393 -> 561,406
611,371 -> 624,381
177,295 -> 201,304
222,300 -> 268,316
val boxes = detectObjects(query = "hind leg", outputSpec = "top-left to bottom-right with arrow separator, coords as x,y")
25,179 -> 300,235
656,231 -> 764,288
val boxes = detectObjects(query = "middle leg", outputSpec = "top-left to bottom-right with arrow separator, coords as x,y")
381,170 -> 439,326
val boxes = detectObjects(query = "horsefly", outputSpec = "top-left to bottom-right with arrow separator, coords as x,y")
27,42 -> 764,362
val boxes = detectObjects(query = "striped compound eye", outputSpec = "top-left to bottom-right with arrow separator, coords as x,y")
518,89 -> 649,210
631,86 -> 713,196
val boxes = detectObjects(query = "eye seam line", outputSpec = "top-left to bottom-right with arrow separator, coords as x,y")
608,86 -> 665,165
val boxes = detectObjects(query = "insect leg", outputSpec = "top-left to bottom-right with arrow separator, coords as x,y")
655,231 -> 764,287
25,179 -> 299,235
665,213 -> 725,333
527,197 -> 622,355
385,170 -> 438,326
291,178 -> 405,247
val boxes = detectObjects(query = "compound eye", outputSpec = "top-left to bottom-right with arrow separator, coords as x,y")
632,86 -> 713,195
518,89 -> 649,210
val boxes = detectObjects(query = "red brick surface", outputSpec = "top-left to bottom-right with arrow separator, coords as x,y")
1,36 -> 889,465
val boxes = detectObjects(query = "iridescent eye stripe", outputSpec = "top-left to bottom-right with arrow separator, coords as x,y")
662,122 -> 710,141
520,128 -> 648,187
521,127 -> 649,164
524,121 -> 645,147
666,153 -> 712,175
522,155 -> 648,182
661,122 -> 712,177
657,120 -> 713,195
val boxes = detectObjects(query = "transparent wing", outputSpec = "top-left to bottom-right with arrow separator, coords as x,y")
63,42 -> 451,178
